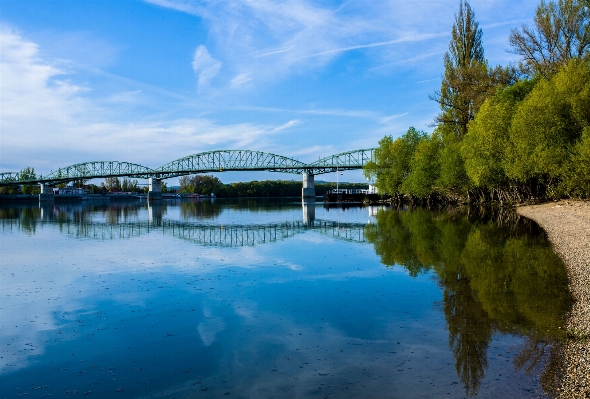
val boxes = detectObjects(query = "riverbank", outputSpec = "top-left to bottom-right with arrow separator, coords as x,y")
517,200 -> 589,398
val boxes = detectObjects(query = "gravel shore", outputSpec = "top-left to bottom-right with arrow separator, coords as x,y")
517,200 -> 590,398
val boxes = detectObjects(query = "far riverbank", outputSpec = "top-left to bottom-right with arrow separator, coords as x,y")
517,200 -> 590,398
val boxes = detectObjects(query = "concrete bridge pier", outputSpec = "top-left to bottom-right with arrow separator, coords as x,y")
39,184 -> 54,202
302,172 -> 315,198
302,198 -> 316,225
148,178 -> 162,202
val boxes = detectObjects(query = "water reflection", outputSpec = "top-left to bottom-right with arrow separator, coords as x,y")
302,198 -> 315,225
0,201 -> 368,246
365,207 -> 572,397
0,201 -> 572,398
179,199 -> 222,220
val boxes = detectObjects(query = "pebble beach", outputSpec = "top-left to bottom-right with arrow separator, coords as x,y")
517,200 -> 590,398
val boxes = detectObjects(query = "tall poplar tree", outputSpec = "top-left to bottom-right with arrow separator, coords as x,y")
431,1 -> 503,138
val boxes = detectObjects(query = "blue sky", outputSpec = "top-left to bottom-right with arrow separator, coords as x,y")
0,0 -> 539,183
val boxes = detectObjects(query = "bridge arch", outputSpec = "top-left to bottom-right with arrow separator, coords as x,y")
155,150 -> 307,178
42,161 -> 155,184
307,148 -> 375,174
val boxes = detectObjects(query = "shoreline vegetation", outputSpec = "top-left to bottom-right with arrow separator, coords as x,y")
517,200 -> 590,398
0,180 -> 370,201
363,0 -> 589,206
361,1 -> 589,392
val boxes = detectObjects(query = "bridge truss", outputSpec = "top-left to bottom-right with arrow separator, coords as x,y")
0,148 -> 375,186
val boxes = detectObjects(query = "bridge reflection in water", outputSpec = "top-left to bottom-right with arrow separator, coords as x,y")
19,200 -> 371,247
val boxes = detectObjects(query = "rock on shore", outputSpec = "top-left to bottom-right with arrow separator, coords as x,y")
517,200 -> 589,398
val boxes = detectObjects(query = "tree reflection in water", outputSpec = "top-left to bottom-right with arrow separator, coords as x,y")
365,207 -> 572,397
180,200 -> 222,220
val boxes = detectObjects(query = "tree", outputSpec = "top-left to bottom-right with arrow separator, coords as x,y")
431,1 -> 486,137
564,126 -> 590,196
509,0 -> 590,78
461,79 -> 538,191
121,178 -> 139,192
72,179 -> 89,188
19,167 -> 40,194
436,128 -> 472,196
102,177 -> 121,191
179,175 -> 223,195
402,134 -> 443,197
363,127 -> 426,194
431,2 -> 517,138
506,59 -> 590,195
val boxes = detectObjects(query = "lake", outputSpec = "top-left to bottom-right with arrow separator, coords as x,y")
0,199 -> 572,398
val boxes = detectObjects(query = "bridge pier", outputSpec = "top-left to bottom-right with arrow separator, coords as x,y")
148,178 -> 162,202
302,172 -> 315,198
39,184 -> 54,202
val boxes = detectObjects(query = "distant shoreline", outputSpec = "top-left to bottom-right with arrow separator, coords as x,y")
517,200 -> 590,398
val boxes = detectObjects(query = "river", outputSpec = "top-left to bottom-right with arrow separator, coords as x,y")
0,199 -> 572,398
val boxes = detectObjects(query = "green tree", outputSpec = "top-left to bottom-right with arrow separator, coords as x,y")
509,0 -> 590,78
0,186 -> 19,194
430,1 -> 499,137
506,59 -> 590,195
436,129 -> 472,197
72,179 -> 89,188
462,79 -> 538,192
102,177 -> 121,191
121,178 -> 140,192
19,167 -> 40,194
363,127 -> 426,195
179,175 -> 223,195
429,1 -> 516,198
402,134 -> 443,197
563,126 -> 590,196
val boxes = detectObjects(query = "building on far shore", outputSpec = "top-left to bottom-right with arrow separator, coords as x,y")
53,187 -> 89,195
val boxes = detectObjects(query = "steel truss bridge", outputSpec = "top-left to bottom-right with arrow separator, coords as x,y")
0,149 -> 375,186
1,217 -> 369,247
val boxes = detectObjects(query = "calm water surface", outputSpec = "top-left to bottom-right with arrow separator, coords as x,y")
0,199 -> 572,398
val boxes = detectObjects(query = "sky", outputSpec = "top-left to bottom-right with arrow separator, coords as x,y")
0,0 -> 540,184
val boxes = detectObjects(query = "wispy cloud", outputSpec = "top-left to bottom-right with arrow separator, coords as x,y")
142,0 -> 538,96
297,33 -> 447,60
192,45 -> 222,91
237,106 -> 381,120
0,28 -> 310,172
272,119 -> 302,132
143,0 -> 462,91
230,72 -> 253,87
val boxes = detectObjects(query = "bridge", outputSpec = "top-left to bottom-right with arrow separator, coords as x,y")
0,149 -> 375,201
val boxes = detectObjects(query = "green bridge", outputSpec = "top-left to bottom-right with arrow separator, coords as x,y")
0,149 -> 375,200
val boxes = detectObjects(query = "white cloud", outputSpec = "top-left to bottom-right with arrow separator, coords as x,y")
272,119 -> 301,132
230,72 -> 253,87
144,0 -> 538,93
0,29 -> 307,173
0,26 -> 87,123
192,45 -> 222,91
